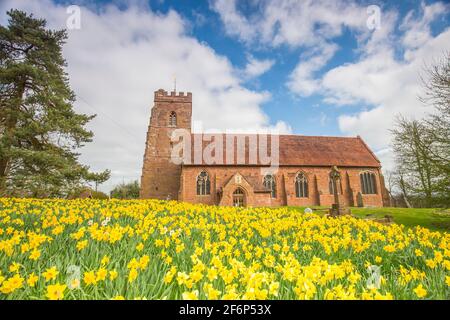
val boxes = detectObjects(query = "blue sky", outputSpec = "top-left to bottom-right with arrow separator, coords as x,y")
130,0 -> 450,136
1,0 -> 449,191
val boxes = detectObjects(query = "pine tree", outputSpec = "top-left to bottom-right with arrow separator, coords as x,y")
0,10 -> 109,197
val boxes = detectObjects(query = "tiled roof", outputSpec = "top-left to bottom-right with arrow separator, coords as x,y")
184,134 -> 381,168
243,176 -> 271,192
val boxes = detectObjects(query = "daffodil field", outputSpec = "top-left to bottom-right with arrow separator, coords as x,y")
0,198 -> 449,300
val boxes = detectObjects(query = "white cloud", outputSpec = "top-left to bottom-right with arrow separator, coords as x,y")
287,42 -> 338,96
0,0 -> 290,192
242,55 -> 275,79
324,3 -> 449,169
375,148 -> 396,176
211,0 -> 367,48
212,0 -> 450,173
209,0 -> 255,43
400,1 -> 447,51
327,8 -> 450,148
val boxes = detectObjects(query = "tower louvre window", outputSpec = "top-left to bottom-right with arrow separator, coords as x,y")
169,111 -> 177,126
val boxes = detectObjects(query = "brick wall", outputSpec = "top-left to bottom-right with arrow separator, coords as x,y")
140,89 -> 385,207
140,89 -> 192,200
179,166 -> 384,207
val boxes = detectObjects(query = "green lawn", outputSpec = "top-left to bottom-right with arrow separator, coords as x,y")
289,206 -> 450,233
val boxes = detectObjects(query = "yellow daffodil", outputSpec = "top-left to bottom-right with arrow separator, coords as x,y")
43,267 -> 59,282
9,262 -> 20,273
27,273 -> 38,287
413,284 -> 427,298
83,271 -> 97,285
96,268 -> 108,282
109,270 -> 118,281
29,249 -> 41,261
101,255 -> 110,266
0,274 -> 24,294
46,283 -> 67,300
0,198 -> 448,300
76,240 -> 88,251
182,290 -> 199,300
128,268 -> 138,283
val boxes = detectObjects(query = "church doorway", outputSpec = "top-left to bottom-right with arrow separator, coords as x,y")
233,188 -> 246,207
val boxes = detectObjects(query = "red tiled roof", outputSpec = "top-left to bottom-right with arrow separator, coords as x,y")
184,134 -> 381,168
243,175 -> 271,192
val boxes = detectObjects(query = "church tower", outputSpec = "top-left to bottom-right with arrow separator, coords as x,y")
140,89 -> 192,199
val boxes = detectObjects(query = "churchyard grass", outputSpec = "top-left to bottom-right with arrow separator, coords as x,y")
290,207 -> 450,232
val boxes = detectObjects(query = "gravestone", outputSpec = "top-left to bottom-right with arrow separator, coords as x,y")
357,192 -> 364,207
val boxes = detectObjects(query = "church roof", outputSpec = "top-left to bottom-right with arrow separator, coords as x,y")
184,134 -> 381,168
243,176 -> 272,192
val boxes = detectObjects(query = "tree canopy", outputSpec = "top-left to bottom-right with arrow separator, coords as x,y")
110,180 -> 140,199
390,52 -> 450,207
0,10 -> 109,197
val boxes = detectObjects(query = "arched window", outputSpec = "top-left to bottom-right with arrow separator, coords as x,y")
329,177 -> 342,195
233,188 -> 245,207
196,171 -> 210,195
169,111 -> 177,126
295,173 -> 308,198
263,174 -> 276,198
360,172 -> 377,194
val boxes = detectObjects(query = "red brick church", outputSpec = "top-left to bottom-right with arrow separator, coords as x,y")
140,89 -> 389,207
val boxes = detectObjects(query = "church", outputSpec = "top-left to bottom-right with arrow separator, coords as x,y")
140,89 -> 389,207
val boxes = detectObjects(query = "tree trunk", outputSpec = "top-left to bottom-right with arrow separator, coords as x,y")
402,193 -> 412,208
0,78 -> 26,195
0,160 -> 8,196
399,175 -> 412,208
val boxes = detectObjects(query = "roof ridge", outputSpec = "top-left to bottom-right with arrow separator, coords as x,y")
191,132 -> 358,139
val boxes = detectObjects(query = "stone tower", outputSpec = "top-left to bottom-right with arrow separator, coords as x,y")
140,89 -> 192,199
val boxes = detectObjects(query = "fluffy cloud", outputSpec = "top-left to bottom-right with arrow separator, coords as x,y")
242,55 -> 275,79
287,42 -> 338,96
323,5 -> 449,150
400,1 -> 447,50
0,0 -> 290,192
211,0 -> 367,48
320,3 -> 449,168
